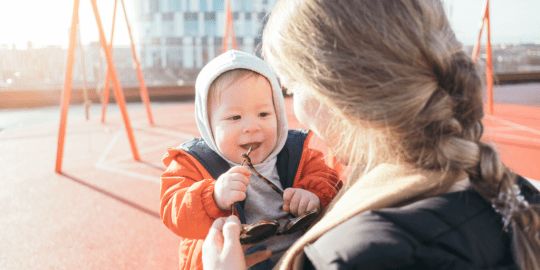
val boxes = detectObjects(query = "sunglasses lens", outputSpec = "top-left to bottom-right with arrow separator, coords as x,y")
283,209 -> 319,234
240,222 -> 279,245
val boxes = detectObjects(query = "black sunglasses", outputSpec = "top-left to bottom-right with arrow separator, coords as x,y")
231,147 -> 320,245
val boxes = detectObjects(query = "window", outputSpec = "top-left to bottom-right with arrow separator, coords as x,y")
213,0 -> 223,11
150,0 -> 160,13
204,12 -> 217,36
163,13 -> 174,36
152,38 -> 161,45
200,0 -> 208,11
202,48 -> 209,64
241,0 -> 252,12
185,12 -> 198,20
204,11 -> 215,20
168,0 -> 181,12
166,48 -> 183,69
184,12 -> 199,36
163,13 -> 174,21
214,37 -> 222,45
231,0 -> 240,11
205,21 -> 217,36
164,21 -> 175,35
214,37 -> 222,55
166,37 -> 183,45
244,18 -> 252,36
152,51 -> 162,68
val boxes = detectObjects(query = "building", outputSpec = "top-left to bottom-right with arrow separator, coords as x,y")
132,0 -> 278,76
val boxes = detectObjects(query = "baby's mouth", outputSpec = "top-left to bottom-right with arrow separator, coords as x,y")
241,143 -> 261,151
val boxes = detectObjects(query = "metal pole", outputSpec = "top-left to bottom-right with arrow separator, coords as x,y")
229,2 -> 237,50
485,0 -> 494,115
222,0 -> 230,53
121,0 -> 154,125
101,0 -> 118,123
77,24 -> 91,120
91,0 -> 140,161
56,0 -> 81,173
471,0 -> 488,63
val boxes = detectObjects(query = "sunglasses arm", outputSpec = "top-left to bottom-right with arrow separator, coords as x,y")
242,154 -> 284,197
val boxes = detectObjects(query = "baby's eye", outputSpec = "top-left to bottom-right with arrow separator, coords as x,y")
259,112 -> 271,117
228,115 -> 241,121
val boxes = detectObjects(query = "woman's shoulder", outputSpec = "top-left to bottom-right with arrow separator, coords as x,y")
304,189 -> 517,270
377,189 -> 498,240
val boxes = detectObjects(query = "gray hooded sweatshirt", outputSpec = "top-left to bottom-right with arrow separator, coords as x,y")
194,50 -> 303,263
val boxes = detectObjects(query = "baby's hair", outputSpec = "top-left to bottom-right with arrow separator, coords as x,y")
262,0 -> 540,268
208,68 -> 261,107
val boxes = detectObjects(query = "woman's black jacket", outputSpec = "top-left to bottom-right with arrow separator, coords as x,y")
303,176 -> 539,270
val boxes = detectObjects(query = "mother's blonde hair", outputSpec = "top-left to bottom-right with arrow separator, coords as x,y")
262,0 -> 540,268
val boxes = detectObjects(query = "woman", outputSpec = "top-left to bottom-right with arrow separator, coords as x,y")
203,0 -> 540,269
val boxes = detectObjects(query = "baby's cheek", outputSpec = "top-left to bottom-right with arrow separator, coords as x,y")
214,130 -> 234,156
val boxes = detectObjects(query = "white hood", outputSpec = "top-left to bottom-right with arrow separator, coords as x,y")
194,50 -> 288,165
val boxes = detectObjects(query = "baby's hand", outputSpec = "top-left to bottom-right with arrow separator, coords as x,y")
282,188 -> 321,216
213,166 -> 251,211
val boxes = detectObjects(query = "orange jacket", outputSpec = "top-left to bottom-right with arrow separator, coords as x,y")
160,130 -> 342,270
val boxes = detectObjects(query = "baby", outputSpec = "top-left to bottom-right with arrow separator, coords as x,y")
160,50 -> 341,270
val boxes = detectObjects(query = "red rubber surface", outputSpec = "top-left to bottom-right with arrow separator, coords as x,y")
0,98 -> 538,269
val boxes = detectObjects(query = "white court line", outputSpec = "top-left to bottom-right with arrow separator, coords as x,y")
133,124 -> 197,138
95,162 -> 160,183
95,129 -> 160,183
94,126 -> 193,183
485,133 -> 540,144
486,126 -> 522,132
485,115 -> 540,136
96,129 -> 122,165
104,138 -> 188,164
100,123 -> 193,164
113,162 -> 166,169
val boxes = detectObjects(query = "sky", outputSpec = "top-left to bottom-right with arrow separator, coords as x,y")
443,0 -> 540,45
0,0 -> 539,49
0,0 -> 138,48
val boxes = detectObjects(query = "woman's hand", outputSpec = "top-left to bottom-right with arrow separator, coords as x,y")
203,215 -> 272,270
283,188 -> 321,216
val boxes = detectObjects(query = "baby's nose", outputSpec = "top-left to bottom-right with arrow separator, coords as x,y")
243,118 -> 261,133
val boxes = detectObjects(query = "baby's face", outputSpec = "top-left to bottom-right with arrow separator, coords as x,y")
209,75 -> 278,164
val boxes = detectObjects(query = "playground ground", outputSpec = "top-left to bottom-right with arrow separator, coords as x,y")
1,87 -> 539,269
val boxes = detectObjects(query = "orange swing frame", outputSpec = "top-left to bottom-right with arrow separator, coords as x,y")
222,0 -> 237,53
471,0 -> 494,115
56,0 -> 151,172
101,0 -> 153,125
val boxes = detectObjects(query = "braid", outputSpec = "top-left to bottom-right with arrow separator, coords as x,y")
440,53 -> 540,270
421,43 -> 540,270
408,52 -> 482,171
471,141 -> 540,269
